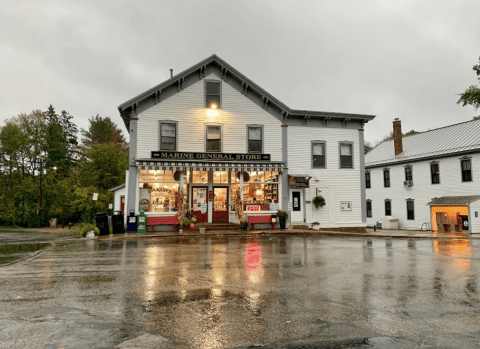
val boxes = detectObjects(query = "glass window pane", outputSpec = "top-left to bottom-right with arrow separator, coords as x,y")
206,82 -> 220,95
164,170 -> 174,182
161,123 -> 176,137
207,139 -> 221,151
248,127 -> 262,140
206,95 -> 220,108
207,126 -> 221,139
249,140 -> 262,152
313,143 -> 324,155
161,137 -> 175,150
340,144 -> 352,156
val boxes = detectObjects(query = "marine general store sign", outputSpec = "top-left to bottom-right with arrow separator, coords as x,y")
151,151 -> 271,161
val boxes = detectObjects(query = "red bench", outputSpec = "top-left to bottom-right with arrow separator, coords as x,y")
147,216 -> 179,233
247,215 -> 276,230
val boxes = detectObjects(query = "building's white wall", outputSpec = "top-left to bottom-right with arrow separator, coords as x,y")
366,153 -> 480,230
470,201 -> 480,234
136,74 -> 283,160
113,187 -> 125,212
288,126 -> 363,228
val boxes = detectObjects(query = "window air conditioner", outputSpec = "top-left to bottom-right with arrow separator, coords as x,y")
403,180 -> 413,186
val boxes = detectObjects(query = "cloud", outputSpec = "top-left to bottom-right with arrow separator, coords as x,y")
1,0 -> 479,142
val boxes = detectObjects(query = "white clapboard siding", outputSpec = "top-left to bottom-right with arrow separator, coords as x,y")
288,126 -> 363,227
470,200 -> 480,234
136,74 -> 282,160
366,153 -> 480,230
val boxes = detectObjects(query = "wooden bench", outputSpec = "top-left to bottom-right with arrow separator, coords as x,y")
247,215 -> 276,230
147,216 -> 179,233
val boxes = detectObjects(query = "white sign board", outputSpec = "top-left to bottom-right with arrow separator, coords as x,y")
201,203 -> 208,214
270,203 -> 279,211
341,201 -> 352,211
93,193 -> 98,201
287,201 -> 293,211
108,203 -> 113,209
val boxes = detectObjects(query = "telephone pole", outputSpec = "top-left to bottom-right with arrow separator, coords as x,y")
39,160 -> 43,227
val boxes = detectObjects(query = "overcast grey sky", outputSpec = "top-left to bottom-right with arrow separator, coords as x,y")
1,0 -> 479,143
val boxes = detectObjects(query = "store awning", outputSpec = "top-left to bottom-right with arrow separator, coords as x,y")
427,195 -> 480,206
135,160 -> 285,172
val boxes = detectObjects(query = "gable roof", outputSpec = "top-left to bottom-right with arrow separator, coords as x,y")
117,54 -> 375,130
365,118 -> 480,168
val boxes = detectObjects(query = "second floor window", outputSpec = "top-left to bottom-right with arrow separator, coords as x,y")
206,125 -> 221,152
312,142 -> 326,168
248,126 -> 262,153
385,200 -> 391,216
383,169 -> 390,187
431,163 -> 440,184
461,159 -> 472,182
340,143 -> 353,168
365,171 -> 371,188
205,81 -> 221,109
405,166 -> 413,181
159,122 -> 176,151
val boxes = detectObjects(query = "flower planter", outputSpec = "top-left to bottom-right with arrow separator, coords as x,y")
278,216 -> 287,229
199,227 -> 206,234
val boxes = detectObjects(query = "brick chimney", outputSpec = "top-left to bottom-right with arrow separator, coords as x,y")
393,118 -> 403,155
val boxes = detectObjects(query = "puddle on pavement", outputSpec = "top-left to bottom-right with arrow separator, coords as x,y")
0,242 -> 51,265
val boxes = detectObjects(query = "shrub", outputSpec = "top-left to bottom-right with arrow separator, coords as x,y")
277,210 -> 288,219
75,223 -> 98,238
313,195 -> 326,208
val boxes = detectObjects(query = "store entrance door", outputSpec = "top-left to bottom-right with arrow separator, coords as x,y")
213,187 -> 229,223
191,186 -> 208,223
290,189 -> 304,223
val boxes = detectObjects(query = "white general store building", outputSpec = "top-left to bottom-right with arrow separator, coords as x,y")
365,118 -> 480,234
117,55 -> 375,229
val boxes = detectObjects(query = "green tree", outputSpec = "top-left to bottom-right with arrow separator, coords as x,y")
458,56 -> 480,117
81,115 -> 128,152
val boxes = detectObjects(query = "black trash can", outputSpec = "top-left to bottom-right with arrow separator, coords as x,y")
111,211 -> 125,234
95,212 -> 110,236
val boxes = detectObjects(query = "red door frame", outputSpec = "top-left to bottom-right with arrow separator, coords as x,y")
212,186 -> 229,223
191,186 -> 208,223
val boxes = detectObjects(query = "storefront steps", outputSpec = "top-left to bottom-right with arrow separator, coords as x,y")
190,223 -> 241,231
292,225 -> 309,230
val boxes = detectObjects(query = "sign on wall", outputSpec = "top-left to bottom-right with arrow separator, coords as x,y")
246,205 -> 261,212
294,180 -> 309,188
152,151 -> 271,161
341,201 -> 352,211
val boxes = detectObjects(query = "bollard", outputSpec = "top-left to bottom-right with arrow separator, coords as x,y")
374,225 -> 376,232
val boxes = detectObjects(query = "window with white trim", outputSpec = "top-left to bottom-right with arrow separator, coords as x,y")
461,159 -> 472,182
312,142 -> 326,168
159,122 -> 176,151
340,143 -> 353,168
206,125 -> 221,152
205,81 -> 221,109
248,126 -> 263,153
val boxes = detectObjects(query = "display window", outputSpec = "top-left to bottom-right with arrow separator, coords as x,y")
139,170 -> 189,213
192,171 -> 208,183
231,171 -> 279,211
213,171 -> 228,183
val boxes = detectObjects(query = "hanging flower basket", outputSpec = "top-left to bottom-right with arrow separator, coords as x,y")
313,195 -> 326,208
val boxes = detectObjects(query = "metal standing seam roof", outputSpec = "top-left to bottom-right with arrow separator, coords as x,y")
427,195 -> 480,206
365,118 -> 480,167
109,184 -> 125,192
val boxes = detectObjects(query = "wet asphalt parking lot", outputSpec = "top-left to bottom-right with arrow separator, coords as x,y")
1,232 -> 480,348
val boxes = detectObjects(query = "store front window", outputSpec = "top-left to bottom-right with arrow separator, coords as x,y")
232,171 -> 279,211
139,170 -> 189,213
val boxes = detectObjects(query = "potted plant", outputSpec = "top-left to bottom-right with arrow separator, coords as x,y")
240,220 -> 249,230
313,195 -> 326,208
276,210 -> 288,229
182,218 -> 191,229
312,221 -> 320,230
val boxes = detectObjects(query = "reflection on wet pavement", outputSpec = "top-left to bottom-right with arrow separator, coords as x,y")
1,235 -> 480,348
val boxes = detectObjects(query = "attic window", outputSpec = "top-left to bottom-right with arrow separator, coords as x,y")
205,81 -> 221,109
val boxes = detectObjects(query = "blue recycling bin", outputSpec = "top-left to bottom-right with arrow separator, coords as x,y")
127,210 -> 137,233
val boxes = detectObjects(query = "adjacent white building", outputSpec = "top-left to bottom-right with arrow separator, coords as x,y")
117,55 -> 375,229
365,118 -> 480,233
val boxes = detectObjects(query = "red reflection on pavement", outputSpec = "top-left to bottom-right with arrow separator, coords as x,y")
245,241 -> 262,280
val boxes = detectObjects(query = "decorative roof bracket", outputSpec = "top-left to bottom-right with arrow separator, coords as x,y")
199,65 -> 206,79
155,90 -> 162,104
282,110 -> 289,123
221,66 -> 228,81
303,114 -> 310,125
322,116 -> 331,126
262,96 -> 269,110
342,118 -> 351,127
177,77 -> 185,91
242,82 -> 249,96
